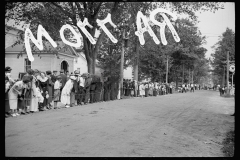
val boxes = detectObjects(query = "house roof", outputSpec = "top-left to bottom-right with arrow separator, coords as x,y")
5,41 -> 78,57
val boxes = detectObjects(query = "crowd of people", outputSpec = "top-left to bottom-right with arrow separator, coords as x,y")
5,66 -> 178,118
177,83 -> 201,93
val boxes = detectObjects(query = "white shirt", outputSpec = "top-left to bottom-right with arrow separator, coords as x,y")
79,77 -> 85,87
191,84 -> 194,87
54,80 -> 61,89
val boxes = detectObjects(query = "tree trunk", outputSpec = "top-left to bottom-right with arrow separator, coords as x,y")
87,58 -> 94,74
133,41 -> 140,82
182,64 -> 184,84
222,67 -> 225,87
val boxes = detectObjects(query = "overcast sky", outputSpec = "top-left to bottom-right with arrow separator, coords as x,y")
195,2 -> 235,58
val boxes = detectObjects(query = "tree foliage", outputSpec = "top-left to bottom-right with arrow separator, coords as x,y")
211,28 -> 235,85
6,2 -> 224,77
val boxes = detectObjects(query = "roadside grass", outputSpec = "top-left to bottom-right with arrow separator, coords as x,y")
221,130 -> 235,157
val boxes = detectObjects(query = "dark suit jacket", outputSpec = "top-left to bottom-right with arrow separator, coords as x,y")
71,80 -> 79,93
60,74 -> 67,89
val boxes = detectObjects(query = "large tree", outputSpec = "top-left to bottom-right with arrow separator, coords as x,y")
211,28 -> 235,86
6,2 -> 224,75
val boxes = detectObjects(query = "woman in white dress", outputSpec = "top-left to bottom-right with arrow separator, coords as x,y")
139,83 -> 145,98
61,76 -> 76,108
29,71 -> 40,112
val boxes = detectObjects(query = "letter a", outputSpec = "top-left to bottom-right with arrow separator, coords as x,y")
135,11 -> 160,45
25,25 -> 57,61
150,8 -> 180,45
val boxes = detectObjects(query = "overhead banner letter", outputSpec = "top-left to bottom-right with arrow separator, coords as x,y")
150,8 -> 180,45
97,13 -> 118,43
24,25 -> 57,61
135,11 -> 160,45
59,24 -> 82,48
77,18 -> 96,44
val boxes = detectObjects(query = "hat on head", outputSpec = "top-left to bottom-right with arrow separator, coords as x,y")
46,70 -> 52,75
22,75 -> 32,83
74,70 -> 80,75
60,69 -> 64,73
5,66 -> 12,72
56,75 -> 62,79
70,75 -> 76,80
27,69 -> 35,75
53,70 -> 58,73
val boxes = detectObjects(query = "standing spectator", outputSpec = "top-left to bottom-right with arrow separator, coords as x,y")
46,71 -> 54,109
90,76 -> 96,103
190,83 -> 194,92
53,76 -> 62,109
149,83 -> 153,96
8,75 -> 31,117
169,83 -> 173,94
130,80 -> 134,97
104,77 -> 110,101
30,70 -> 40,113
38,72 -> 49,111
139,82 -> 145,98
78,73 -> 85,105
145,82 -> 149,97
73,70 -> 81,105
5,76 -> 11,117
70,73 -> 79,107
95,77 -> 102,102
182,83 -> 186,93
61,75 -> 76,108
59,70 -> 68,101
84,73 -> 92,104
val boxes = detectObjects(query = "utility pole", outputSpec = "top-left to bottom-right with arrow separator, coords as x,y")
166,55 -> 168,83
192,70 -> 194,84
189,68 -> 190,84
222,66 -> 225,87
119,29 -> 125,98
182,64 -> 184,84
226,51 -> 230,95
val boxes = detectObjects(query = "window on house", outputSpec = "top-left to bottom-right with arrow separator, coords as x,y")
24,58 -> 31,72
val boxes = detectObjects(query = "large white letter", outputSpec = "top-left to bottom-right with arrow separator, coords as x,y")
135,11 -> 160,45
77,18 -> 96,44
96,13 -> 118,43
24,25 -> 57,61
150,8 -> 180,45
59,24 -> 82,48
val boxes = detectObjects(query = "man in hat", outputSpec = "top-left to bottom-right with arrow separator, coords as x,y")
70,71 -> 79,107
5,66 -> 15,84
84,73 -> 92,104
61,75 -> 75,108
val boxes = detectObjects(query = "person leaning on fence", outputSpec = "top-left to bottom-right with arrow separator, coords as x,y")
8,75 -> 32,117
37,72 -> 50,111
53,75 -> 62,109
61,75 -> 76,108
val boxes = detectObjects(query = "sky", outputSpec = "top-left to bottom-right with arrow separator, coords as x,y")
195,2 -> 235,59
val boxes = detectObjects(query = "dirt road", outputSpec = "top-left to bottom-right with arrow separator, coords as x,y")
5,90 -> 235,157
